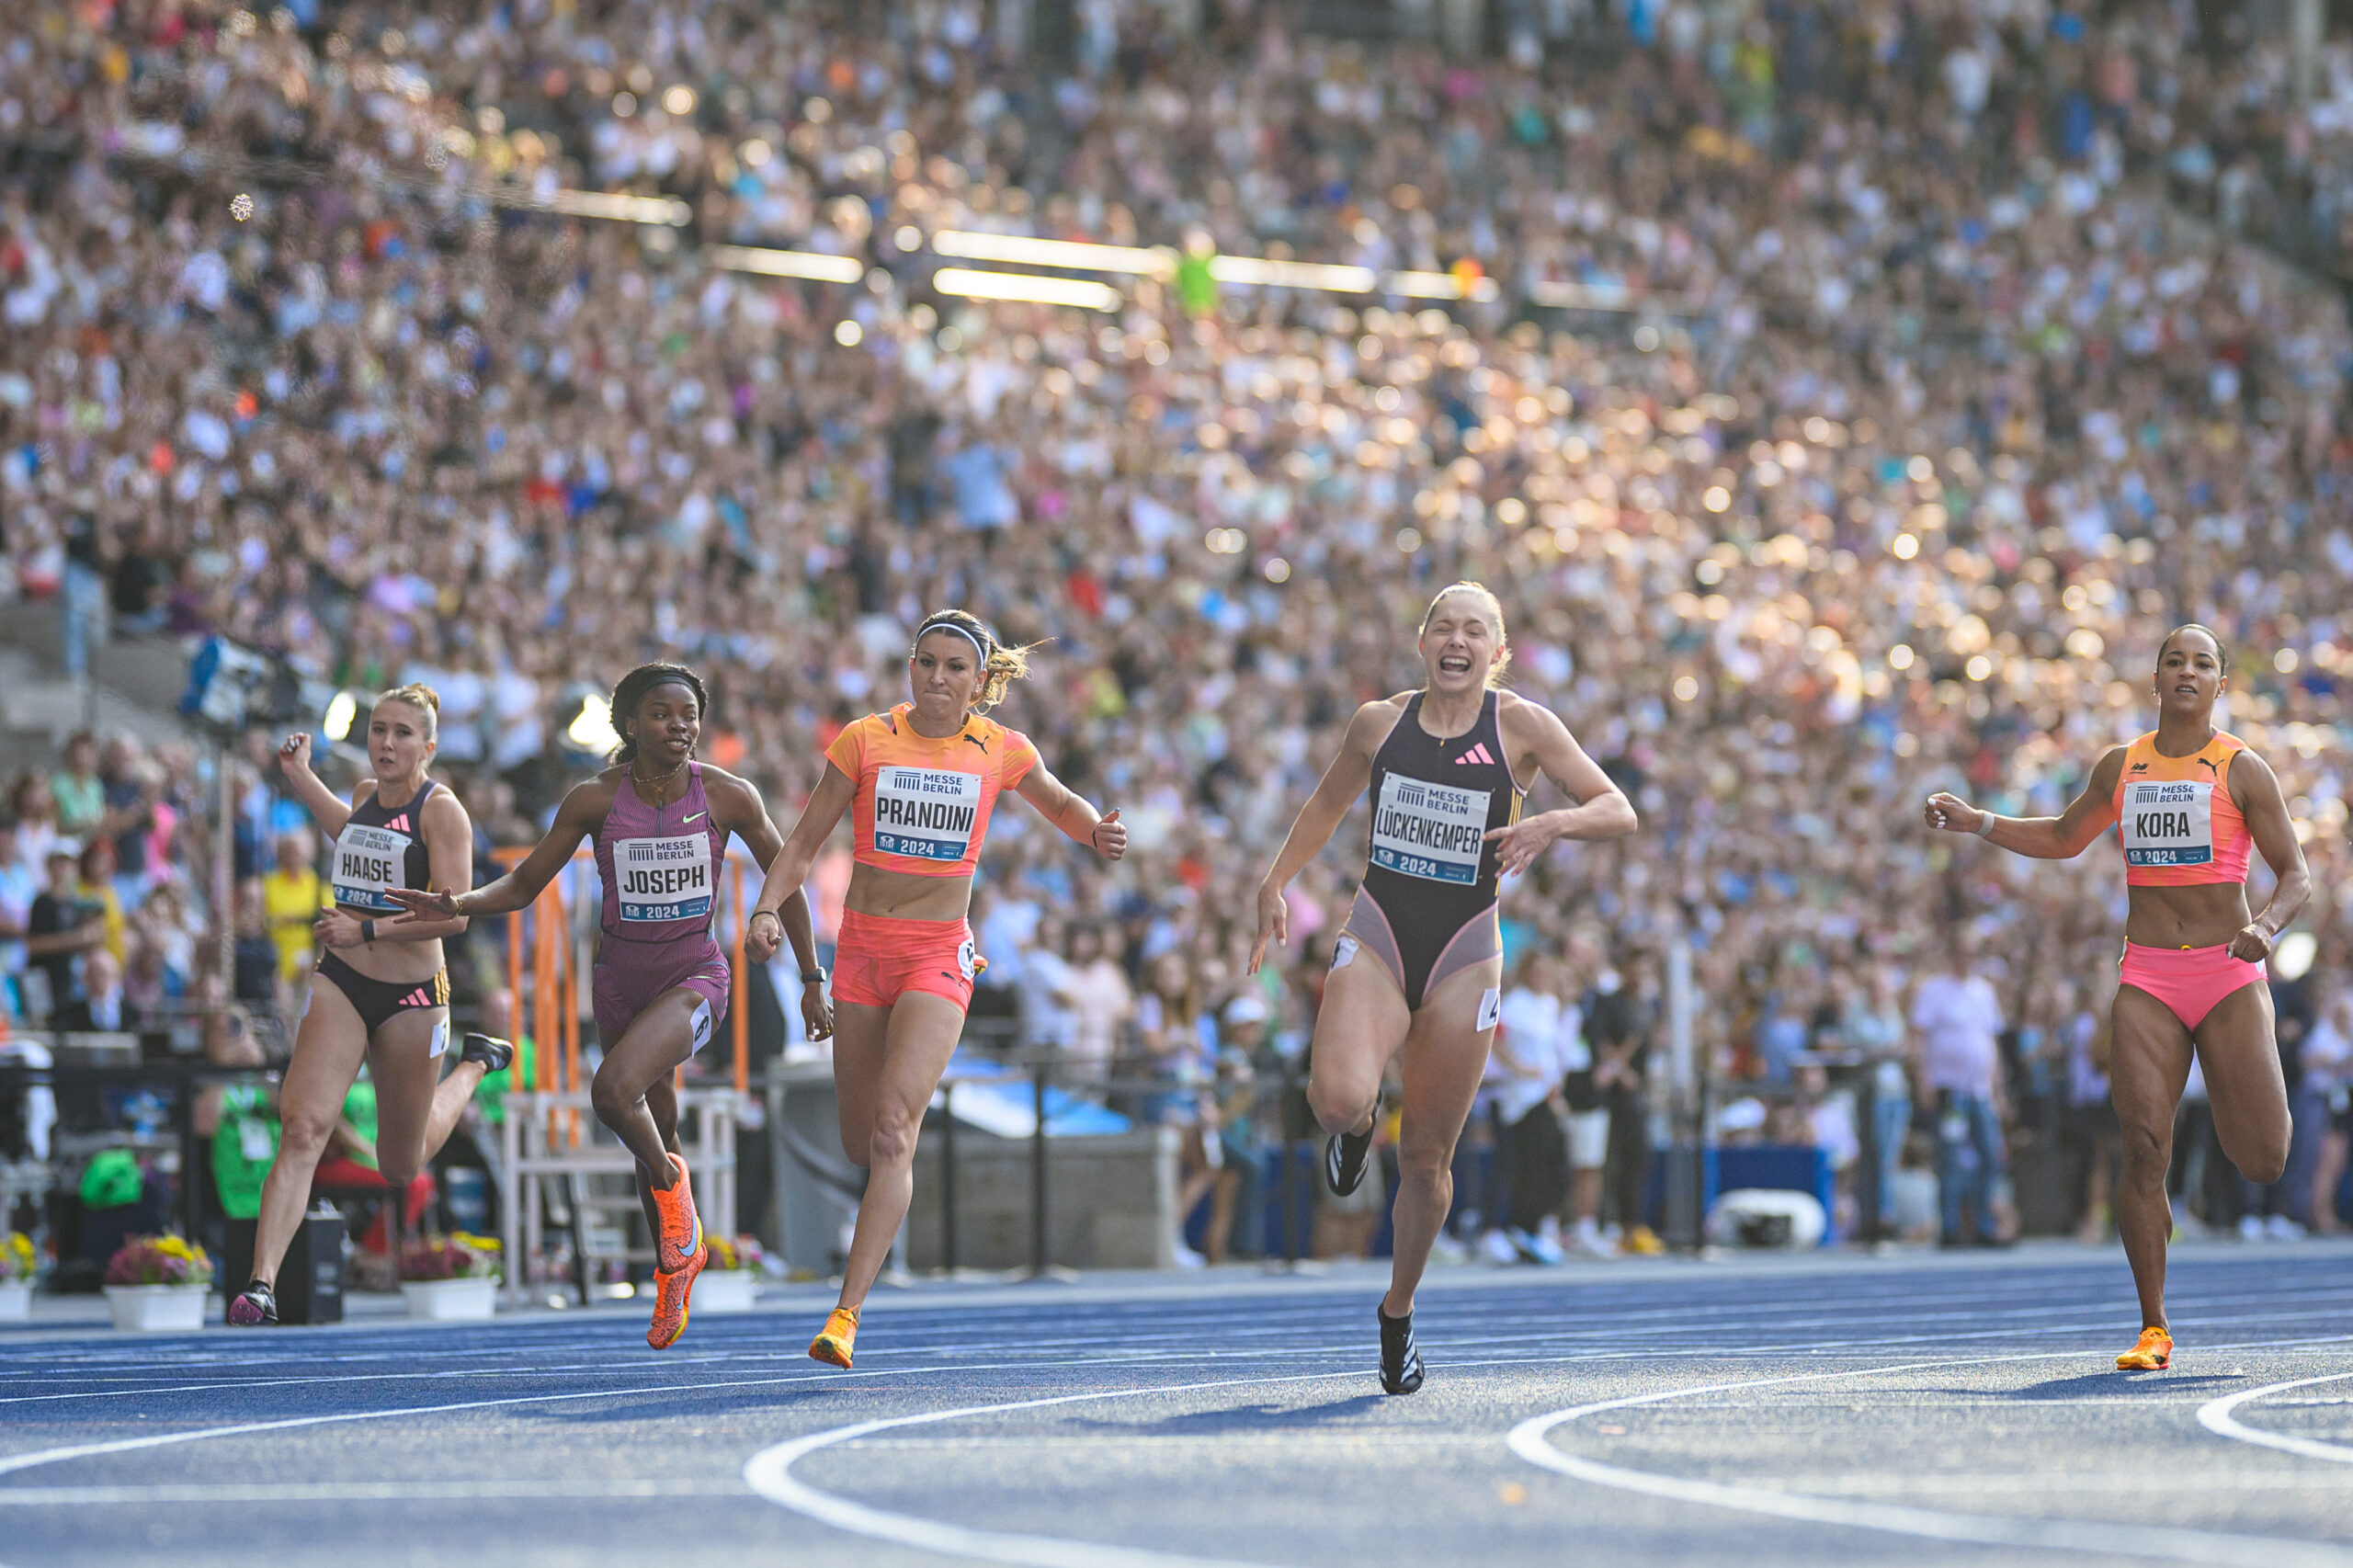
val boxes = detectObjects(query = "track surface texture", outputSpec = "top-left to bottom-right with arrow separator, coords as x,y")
5,1241 -> 2351,1568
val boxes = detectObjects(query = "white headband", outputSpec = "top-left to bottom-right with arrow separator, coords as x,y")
915,619 -> 992,663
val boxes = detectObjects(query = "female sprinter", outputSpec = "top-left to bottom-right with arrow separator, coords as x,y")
1927,624 -> 2310,1370
1249,584 -> 1636,1392
228,687 -> 511,1325
745,610 -> 1125,1368
392,664 -> 829,1348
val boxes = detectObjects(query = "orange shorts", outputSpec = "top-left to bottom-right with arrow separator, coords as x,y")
833,908 -> 982,1010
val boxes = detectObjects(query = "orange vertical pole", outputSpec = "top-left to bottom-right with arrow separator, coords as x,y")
730,859 -> 749,1094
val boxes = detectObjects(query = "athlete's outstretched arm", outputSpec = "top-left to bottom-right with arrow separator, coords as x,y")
320,787 -> 472,946
710,771 -> 830,1037
387,779 -> 601,921
746,762 -> 858,956
1247,700 -> 1390,974
1012,763 -> 1125,859
2229,750 -> 2313,962
275,733 -> 355,839
1485,697 -> 1638,876
1924,746 -> 2125,859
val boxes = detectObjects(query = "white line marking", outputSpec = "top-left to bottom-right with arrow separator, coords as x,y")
744,1373 -> 1336,1568
2199,1372 -> 2353,1464
0,1480 -> 753,1505
1507,1357 -> 2353,1567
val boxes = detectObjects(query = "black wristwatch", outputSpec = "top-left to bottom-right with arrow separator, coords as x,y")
801,967 -> 828,986
360,918 -> 376,944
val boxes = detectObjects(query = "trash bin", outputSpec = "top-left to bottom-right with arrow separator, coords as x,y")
223,1201 -> 345,1324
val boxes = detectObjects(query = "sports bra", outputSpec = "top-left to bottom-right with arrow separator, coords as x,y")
329,779 -> 439,914
2110,730 -> 2252,888
824,704 -> 1039,878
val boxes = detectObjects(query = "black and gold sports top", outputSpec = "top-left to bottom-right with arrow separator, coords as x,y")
328,779 -> 439,914
1359,691 -> 1524,913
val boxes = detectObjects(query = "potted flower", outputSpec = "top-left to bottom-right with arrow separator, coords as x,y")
398,1232 -> 501,1321
104,1234 -> 213,1331
0,1232 -> 37,1320
690,1235 -> 763,1313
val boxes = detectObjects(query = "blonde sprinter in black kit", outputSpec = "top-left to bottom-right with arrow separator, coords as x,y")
1250,584 -> 1636,1392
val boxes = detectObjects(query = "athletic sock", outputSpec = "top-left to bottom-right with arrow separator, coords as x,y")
1325,1107 -> 1377,1197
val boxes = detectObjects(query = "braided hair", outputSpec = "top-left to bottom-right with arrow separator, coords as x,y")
609,663 -> 708,766
912,610 -> 1036,713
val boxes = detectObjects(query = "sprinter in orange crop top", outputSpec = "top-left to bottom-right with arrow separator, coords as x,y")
746,610 -> 1125,1369
1926,623 -> 2310,1371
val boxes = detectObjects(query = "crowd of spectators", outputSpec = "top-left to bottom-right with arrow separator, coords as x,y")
3,0 -> 2351,1247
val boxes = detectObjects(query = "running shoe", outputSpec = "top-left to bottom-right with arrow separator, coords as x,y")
2116,1325 -> 2172,1371
1377,1304 -> 1424,1395
650,1152 -> 702,1274
225,1279 -> 278,1326
460,1032 -> 515,1073
809,1305 -> 860,1369
1324,1109 -> 1376,1197
645,1242 -> 706,1350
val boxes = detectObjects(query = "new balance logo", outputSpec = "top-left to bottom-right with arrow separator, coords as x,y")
1454,743 -> 1497,767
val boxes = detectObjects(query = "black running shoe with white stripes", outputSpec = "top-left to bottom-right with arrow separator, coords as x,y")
460,1032 -> 515,1073
226,1279 -> 278,1326
1324,1108 -> 1376,1197
1377,1304 -> 1424,1394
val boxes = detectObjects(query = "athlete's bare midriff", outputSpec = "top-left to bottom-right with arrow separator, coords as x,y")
845,863 -> 972,922
2123,882 -> 2254,950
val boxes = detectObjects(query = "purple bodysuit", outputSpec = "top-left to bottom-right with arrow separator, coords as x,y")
592,762 -> 732,1052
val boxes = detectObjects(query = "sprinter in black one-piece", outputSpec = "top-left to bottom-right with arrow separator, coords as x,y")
1250,585 -> 1637,1394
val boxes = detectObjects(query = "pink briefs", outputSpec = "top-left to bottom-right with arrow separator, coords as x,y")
2118,941 -> 2267,1031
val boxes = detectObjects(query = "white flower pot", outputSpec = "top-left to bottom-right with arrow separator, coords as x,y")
401,1275 -> 499,1321
690,1269 -> 758,1313
105,1283 -> 209,1332
0,1281 -> 31,1321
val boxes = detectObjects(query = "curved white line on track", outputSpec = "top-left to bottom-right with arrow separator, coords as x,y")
1508,1359 -> 2353,1568
2199,1372 -> 2353,1464
743,1372 -> 1337,1568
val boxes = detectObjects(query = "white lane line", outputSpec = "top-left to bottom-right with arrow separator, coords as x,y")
2199,1372 -> 2353,1464
0,1480 -> 753,1505
744,1371 -> 1344,1568
1506,1358 -> 2353,1568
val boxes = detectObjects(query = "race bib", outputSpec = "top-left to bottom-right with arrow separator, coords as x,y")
2120,779 -> 2215,869
332,824 -> 411,912
615,834 -> 714,923
872,767 -> 984,862
1370,773 -> 1491,884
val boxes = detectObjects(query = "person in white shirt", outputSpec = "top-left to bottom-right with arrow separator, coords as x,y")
1493,952 -> 1574,1264
1909,937 -> 2008,1247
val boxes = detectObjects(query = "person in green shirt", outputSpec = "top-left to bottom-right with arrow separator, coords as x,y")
195,1008 -> 277,1221
50,731 -> 105,841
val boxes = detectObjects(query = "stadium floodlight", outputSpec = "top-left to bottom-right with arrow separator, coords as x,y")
1385,269 -> 1502,302
710,245 -> 868,283
2274,930 -> 2317,983
931,268 -> 1123,312
1208,256 -> 1378,293
930,231 -> 1174,278
322,690 -> 358,743
546,189 -> 692,226
567,694 -> 620,754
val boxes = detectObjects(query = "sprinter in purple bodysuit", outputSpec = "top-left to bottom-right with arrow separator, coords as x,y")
393,664 -> 829,1346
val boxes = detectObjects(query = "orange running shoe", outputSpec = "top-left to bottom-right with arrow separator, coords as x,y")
645,1242 -> 706,1349
809,1306 -> 859,1369
2116,1325 -> 2172,1370
650,1153 -> 702,1274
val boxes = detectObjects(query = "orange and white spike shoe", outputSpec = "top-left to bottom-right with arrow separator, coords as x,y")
809,1306 -> 860,1369
650,1153 -> 702,1275
2116,1325 -> 2172,1370
645,1243 -> 706,1350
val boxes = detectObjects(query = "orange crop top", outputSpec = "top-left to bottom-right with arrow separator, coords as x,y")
2110,730 -> 2252,888
824,704 -> 1039,878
